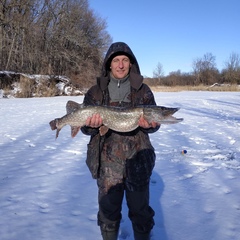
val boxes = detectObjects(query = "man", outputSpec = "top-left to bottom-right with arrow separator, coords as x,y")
81,42 -> 160,240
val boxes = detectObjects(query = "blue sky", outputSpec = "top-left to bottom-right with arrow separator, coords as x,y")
88,0 -> 240,77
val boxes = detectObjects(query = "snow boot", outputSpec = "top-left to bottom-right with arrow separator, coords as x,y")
101,230 -> 118,240
134,231 -> 150,240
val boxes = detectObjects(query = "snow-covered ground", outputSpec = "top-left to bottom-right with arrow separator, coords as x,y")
1,91 -> 240,240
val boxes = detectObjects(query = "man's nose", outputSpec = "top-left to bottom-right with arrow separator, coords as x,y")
118,60 -> 124,68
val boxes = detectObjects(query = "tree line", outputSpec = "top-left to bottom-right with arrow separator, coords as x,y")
0,0 -> 112,88
151,52 -> 240,86
1,0 -> 239,90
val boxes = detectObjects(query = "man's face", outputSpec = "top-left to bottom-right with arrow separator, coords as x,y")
110,55 -> 131,79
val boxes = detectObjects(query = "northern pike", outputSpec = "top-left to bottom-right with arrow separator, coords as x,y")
49,100 -> 183,138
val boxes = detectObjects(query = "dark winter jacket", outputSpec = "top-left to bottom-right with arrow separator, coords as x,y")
81,42 -> 159,180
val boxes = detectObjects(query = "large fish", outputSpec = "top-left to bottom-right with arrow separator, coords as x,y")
49,100 -> 183,138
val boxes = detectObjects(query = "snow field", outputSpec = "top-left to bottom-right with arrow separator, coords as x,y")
0,92 -> 240,240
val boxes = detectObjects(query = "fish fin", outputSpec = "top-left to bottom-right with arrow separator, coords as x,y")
99,126 -> 109,136
66,101 -> 83,114
71,126 -> 81,138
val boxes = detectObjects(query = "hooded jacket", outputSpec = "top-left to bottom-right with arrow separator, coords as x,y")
81,42 -> 159,180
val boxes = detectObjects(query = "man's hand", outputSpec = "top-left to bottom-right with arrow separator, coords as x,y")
138,115 -> 159,129
86,114 -> 103,128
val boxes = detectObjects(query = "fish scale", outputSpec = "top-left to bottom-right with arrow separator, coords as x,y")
49,101 -> 183,138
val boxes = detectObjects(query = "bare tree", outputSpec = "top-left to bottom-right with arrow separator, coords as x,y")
0,0 -> 112,88
152,62 -> 164,85
192,53 -> 219,85
153,62 -> 164,78
222,52 -> 240,84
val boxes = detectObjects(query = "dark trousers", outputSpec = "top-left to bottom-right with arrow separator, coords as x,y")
97,149 -> 156,233
97,181 -> 155,233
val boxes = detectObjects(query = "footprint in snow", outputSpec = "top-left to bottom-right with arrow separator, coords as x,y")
88,214 -> 97,221
4,134 -> 17,141
45,145 -> 57,150
179,174 -> 193,180
39,203 -> 50,213
204,206 -> 214,214
25,139 -> 36,147
222,187 -> 232,194
71,210 -> 82,216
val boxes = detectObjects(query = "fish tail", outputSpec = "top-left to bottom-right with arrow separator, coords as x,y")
49,119 -> 57,130
49,119 -> 61,139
